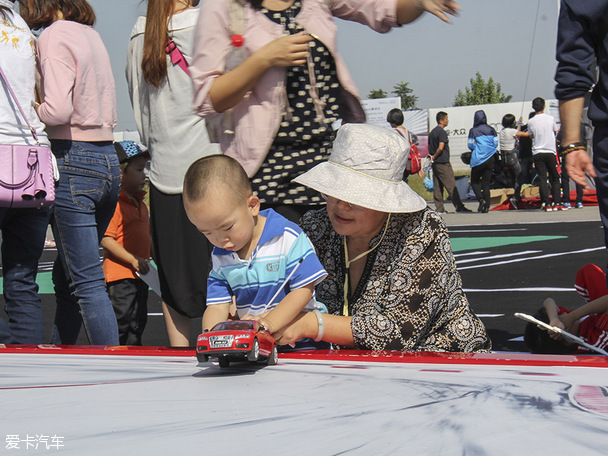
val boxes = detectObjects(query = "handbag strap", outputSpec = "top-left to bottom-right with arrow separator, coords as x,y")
0,65 -> 40,144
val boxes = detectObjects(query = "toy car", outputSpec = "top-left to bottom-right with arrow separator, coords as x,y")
196,320 -> 278,368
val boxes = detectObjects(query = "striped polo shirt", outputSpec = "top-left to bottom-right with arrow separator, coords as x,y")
206,209 -> 327,317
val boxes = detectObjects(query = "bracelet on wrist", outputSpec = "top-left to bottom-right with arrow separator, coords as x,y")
560,142 -> 586,156
313,309 -> 324,342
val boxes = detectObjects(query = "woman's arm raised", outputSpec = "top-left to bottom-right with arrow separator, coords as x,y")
396,0 -> 460,25
209,32 -> 312,112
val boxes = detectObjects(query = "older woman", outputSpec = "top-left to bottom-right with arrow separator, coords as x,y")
274,124 -> 491,352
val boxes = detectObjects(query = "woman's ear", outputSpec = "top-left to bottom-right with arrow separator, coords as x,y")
248,194 -> 260,216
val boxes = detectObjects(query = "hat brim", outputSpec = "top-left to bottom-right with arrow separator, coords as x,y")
294,162 -> 427,213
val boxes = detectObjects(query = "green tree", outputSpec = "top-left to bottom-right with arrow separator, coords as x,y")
453,72 -> 513,106
368,88 -> 388,99
392,81 -> 418,111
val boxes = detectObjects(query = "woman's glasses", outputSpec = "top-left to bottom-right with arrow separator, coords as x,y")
320,193 -> 367,211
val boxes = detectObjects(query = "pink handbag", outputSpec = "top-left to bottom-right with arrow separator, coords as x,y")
0,66 -> 54,208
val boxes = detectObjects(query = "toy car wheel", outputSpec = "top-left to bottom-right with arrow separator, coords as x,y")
267,344 -> 278,366
247,339 -> 260,362
197,353 -> 209,363
218,356 -> 230,368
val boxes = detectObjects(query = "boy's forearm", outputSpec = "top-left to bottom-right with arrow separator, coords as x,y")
101,237 -> 138,266
543,298 -> 560,321
565,295 -> 608,323
202,303 -> 230,332
264,285 -> 314,333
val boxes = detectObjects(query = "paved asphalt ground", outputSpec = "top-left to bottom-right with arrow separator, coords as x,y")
2,204 -> 605,352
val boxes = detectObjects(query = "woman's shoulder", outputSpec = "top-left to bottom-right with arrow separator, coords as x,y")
300,208 -> 333,242
390,209 -> 447,246
169,7 -> 200,32
39,20 -> 98,45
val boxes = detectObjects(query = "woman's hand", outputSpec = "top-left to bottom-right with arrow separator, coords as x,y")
272,312 -> 314,346
257,32 -> 312,68
417,0 -> 460,23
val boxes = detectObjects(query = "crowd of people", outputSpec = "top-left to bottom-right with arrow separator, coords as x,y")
0,0 -> 605,355
428,97 -> 589,214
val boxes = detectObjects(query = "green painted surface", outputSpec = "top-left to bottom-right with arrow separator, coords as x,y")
0,271 -> 54,295
0,241 -> 565,293
450,235 -> 567,252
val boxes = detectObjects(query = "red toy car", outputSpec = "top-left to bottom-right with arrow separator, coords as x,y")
196,320 -> 278,368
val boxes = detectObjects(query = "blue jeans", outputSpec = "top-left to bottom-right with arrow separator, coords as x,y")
50,140 -> 121,345
0,206 -> 50,344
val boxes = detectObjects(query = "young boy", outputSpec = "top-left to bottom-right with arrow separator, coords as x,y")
183,155 -> 327,338
102,141 -> 151,345
524,264 -> 608,354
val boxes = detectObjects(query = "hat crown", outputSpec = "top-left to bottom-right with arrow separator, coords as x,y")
330,124 -> 409,183
114,140 -> 148,163
292,123 -> 427,213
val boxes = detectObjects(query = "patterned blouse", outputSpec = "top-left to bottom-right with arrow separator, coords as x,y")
251,0 -> 339,207
301,207 -> 492,352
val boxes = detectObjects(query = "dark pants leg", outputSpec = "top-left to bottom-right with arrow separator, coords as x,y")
471,156 -> 494,208
520,156 -> 534,185
107,279 -> 148,345
433,162 -> 464,211
0,207 -> 50,344
592,126 -> 608,280
533,153 -> 559,206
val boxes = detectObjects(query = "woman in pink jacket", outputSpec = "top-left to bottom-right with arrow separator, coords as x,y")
191,0 -> 459,222
20,0 -> 120,345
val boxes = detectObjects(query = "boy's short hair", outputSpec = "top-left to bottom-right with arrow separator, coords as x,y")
183,155 -> 252,203
523,307 -> 575,354
502,114 -> 516,129
386,108 -> 404,126
436,111 -> 448,124
532,97 -> 545,113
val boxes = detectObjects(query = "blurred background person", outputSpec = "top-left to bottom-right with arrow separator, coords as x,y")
20,0 -> 121,345
0,0 -> 50,344
126,0 -> 219,346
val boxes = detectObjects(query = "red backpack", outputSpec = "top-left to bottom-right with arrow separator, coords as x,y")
395,128 -> 422,175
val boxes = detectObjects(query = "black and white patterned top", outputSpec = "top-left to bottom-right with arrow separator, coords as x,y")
251,0 -> 340,207
301,207 -> 492,352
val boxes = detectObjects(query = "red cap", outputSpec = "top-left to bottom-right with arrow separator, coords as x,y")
231,34 -> 244,47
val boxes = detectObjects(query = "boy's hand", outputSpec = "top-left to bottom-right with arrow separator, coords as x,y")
241,313 -> 274,333
548,317 -> 565,340
257,318 -> 274,334
131,256 -> 150,274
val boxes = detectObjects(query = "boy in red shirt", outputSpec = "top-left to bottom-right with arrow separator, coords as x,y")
524,264 -> 608,354
102,141 -> 151,345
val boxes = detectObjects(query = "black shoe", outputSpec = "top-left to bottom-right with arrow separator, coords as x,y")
456,206 -> 472,213
477,200 -> 486,213
481,202 -> 490,213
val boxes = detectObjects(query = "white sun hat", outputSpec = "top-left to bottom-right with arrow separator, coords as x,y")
293,123 -> 428,213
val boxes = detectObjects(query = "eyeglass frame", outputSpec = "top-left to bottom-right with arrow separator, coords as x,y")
320,193 -> 368,211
